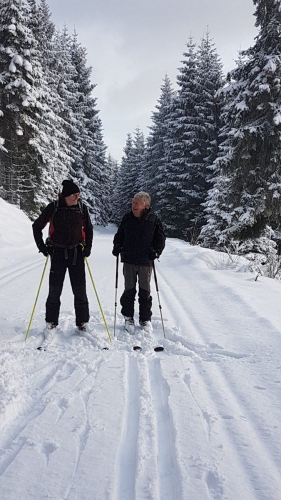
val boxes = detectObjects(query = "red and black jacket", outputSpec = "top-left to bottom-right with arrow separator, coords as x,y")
32,198 -> 93,252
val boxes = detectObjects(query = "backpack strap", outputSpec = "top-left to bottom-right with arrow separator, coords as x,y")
77,199 -> 84,216
48,198 -> 85,242
52,198 -> 84,218
53,198 -> 59,217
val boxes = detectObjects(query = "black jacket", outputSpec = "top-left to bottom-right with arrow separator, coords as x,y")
32,198 -> 93,251
113,209 -> 165,265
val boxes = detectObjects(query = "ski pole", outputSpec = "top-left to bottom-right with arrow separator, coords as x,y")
152,261 -> 166,338
85,257 -> 112,343
113,255 -> 119,337
25,255 -> 49,341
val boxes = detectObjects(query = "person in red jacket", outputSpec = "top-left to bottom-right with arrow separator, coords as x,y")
32,179 -> 93,337
112,192 -> 165,335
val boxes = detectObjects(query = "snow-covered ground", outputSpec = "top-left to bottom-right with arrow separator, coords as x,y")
0,197 -> 281,500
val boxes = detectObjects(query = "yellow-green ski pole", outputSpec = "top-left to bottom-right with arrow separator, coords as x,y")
113,255 -> 119,337
85,257 -> 112,343
25,255 -> 49,340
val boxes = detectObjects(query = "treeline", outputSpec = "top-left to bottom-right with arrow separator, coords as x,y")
114,0 -> 281,252
0,0 -> 115,223
2,0 -> 281,253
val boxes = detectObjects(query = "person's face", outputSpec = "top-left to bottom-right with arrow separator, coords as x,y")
64,192 -> 80,206
132,197 -> 146,217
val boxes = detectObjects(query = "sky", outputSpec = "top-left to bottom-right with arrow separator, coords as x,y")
1,197 -> 281,498
46,0 -> 258,161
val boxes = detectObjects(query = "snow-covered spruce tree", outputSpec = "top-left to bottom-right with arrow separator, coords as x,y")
107,153 -> 119,222
0,0 -> 46,214
69,32 -> 109,225
51,28 -> 82,175
142,74 -> 175,215
114,133 -> 138,222
202,0 -> 281,245
133,127 -> 146,192
26,0 -> 70,209
194,32 -> 223,229
156,38 -> 199,239
160,35 -> 223,240
199,53 -> 245,248
0,0 -> 70,216
82,117 -> 109,225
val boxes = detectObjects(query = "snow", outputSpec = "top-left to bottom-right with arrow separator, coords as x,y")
235,100 -> 248,111
274,112 -> 281,126
1,197 -> 281,499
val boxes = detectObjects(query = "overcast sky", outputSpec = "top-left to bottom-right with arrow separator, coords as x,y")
46,0 -> 258,162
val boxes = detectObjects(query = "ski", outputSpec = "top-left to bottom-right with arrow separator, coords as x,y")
133,345 -> 142,351
37,338 -> 55,351
154,346 -> 164,352
133,345 -> 164,352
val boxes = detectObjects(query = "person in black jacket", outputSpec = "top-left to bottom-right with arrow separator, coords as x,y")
32,179 -> 93,336
112,192 -> 165,334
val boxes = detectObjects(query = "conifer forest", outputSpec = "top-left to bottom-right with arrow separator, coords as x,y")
1,0 -> 281,259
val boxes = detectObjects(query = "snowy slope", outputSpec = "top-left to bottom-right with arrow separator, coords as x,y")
0,198 -> 281,500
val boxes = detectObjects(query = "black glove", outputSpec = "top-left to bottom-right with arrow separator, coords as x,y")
39,244 -> 51,257
83,247 -> 91,258
112,244 -> 121,257
149,248 -> 158,261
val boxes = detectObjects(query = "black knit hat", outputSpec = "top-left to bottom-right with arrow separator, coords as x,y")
61,179 -> 80,198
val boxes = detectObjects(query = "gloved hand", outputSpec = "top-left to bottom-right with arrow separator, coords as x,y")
39,244 -> 51,257
112,244 -> 121,257
83,247 -> 91,258
149,248 -> 158,261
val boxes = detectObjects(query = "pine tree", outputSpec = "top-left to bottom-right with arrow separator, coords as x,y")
0,0 -> 70,216
193,32 -> 223,231
154,34 -> 223,240
107,153 -> 119,222
202,0 -> 281,245
26,0 -> 70,208
0,0 -> 42,213
157,37 -> 199,239
114,134 -> 137,222
133,128 -> 146,192
52,27 -> 82,175
143,74 -> 175,214
69,31 -> 109,224
200,52 -> 245,248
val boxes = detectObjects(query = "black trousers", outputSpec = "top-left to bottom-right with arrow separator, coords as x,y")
120,263 -> 152,322
46,247 -> 89,326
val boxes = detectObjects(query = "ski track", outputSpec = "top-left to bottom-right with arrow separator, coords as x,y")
63,354 -> 106,500
148,357 -> 183,500
0,335 -> 110,499
114,354 -> 183,500
178,356 -> 281,500
156,250 -> 281,499
158,260 -> 279,350
114,356 -> 140,500
0,359 -> 69,476
0,259 -> 42,286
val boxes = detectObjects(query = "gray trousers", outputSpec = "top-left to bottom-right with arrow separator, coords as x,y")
120,263 -> 152,321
